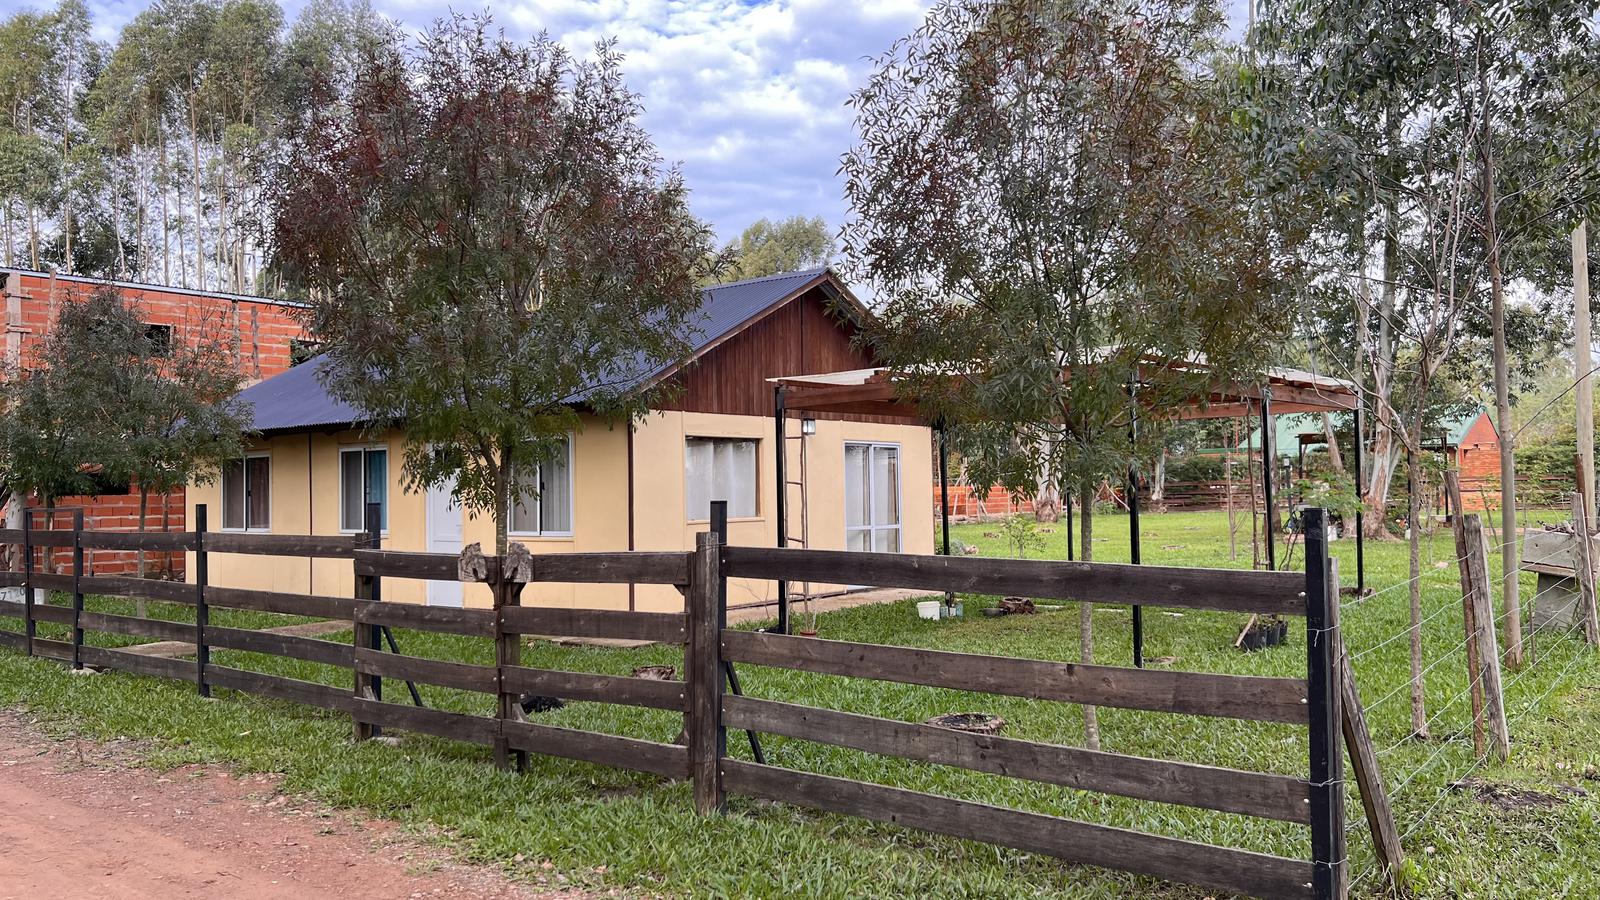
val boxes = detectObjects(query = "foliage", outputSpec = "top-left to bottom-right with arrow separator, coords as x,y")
1294,472 -> 1361,522
272,15 -> 716,549
998,513 -> 1046,560
841,0 -> 1309,501
723,215 -> 834,281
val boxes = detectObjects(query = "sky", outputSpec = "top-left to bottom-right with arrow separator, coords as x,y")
54,0 -> 1249,246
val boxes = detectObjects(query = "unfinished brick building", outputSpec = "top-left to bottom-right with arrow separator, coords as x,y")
1,269 -> 309,575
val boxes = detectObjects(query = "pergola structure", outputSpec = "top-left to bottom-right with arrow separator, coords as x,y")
769,362 -> 1363,665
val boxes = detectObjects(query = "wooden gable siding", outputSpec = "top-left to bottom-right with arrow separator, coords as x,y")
662,285 -> 888,419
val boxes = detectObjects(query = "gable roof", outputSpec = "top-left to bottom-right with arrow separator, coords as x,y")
236,267 -> 859,435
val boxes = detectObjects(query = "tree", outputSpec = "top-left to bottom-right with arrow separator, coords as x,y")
724,215 -> 834,280
842,0 -> 1308,749
272,16 -> 716,555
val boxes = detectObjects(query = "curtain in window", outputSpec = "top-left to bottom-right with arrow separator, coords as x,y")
222,460 -> 245,530
686,438 -> 757,519
245,457 -> 271,530
540,442 -> 572,532
341,451 -> 364,530
365,449 -> 388,530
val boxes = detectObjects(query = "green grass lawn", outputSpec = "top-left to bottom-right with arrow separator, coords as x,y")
2,508 -> 1597,898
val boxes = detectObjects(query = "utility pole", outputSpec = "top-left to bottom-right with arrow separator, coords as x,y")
1576,221 -> 1594,524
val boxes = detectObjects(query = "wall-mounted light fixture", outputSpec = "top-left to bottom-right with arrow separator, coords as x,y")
801,418 -> 817,436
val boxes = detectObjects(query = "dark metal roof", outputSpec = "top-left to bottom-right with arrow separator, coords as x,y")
237,267 -> 844,435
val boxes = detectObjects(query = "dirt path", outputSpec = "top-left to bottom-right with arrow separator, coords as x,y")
0,710 -> 590,900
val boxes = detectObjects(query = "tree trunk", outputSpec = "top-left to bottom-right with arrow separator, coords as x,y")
1227,421 -> 1239,560
135,488 -> 149,617
1151,449 -> 1167,507
1078,478 -> 1100,751
1033,474 -> 1061,523
160,135 -> 172,284
1322,414 -> 1344,473
1481,54 -> 1523,669
189,95 -> 206,290
1405,448 -> 1428,738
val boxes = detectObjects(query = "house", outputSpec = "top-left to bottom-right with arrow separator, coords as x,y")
0,269 -> 310,574
185,268 -> 934,612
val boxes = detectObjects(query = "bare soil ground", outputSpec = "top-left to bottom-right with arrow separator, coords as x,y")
0,709 -> 589,900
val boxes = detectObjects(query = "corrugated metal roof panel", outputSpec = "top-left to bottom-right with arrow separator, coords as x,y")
236,267 -> 835,434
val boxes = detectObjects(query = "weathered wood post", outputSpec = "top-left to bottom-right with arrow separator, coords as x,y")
22,505 -> 34,656
688,525 -> 726,814
352,502 -> 383,741
1463,515 -> 1511,760
194,504 -> 211,696
1304,507 -> 1347,900
1445,471 -> 1486,755
70,508 -> 84,670
1572,492 -> 1600,646
494,542 -> 531,772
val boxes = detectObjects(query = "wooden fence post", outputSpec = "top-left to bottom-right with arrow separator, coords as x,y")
70,509 -> 84,670
22,506 -> 34,657
352,503 -> 382,741
194,504 -> 211,697
1463,515 -> 1511,760
1304,507 -> 1347,900
1445,471 -> 1486,755
688,528 -> 726,814
1572,492 -> 1600,645
494,543 -> 531,772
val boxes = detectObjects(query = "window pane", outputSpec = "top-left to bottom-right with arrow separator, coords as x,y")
685,438 -> 712,520
844,444 -> 869,528
245,456 -> 270,530
341,451 -> 363,530
846,529 -> 870,552
510,464 -> 538,534
729,440 -> 757,517
873,528 -> 900,553
222,460 -> 244,530
365,449 -> 388,530
541,440 -> 572,532
872,446 -> 900,526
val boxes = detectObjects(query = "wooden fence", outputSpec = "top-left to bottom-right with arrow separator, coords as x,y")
0,503 -> 1349,899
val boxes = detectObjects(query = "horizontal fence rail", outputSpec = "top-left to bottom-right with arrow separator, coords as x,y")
722,546 -> 1307,616
0,508 -> 1345,899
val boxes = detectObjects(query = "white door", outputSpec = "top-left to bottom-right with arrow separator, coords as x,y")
425,478 -> 464,606
845,443 -> 902,553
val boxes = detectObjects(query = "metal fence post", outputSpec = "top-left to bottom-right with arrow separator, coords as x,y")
22,506 -> 34,657
352,502 -> 382,741
1305,507 -> 1347,899
195,504 -> 211,697
70,509 -> 84,670
689,527 -> 726,814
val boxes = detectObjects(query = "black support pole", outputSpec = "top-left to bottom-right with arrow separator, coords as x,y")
22,507 -> 34,657
364,502 -> 383,710
70,509 -> 84,671
1304,507 -> 1347,899
1065,492 -> 1074,561
1353,404 -> 1366,594
938,422 -> 954,608
1129,381 -> 1143,668
711,501 -> 764,763
773,386 -> 789,635
1261,389 -> 1277,571
195,504 -> 210,696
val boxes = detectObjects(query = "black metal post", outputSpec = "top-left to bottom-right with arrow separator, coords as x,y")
1261,389 -> 1277,571
1304,507 -> 1347,899
70,509 -> 84,670
772,386 -> 789,635
364,502 -> 383,709
22,506 -> 34,656
195,504 -> 210,696
1065,492 -> 1074,561
710,501 -> 764,762
1129,382 -> 1143,668
1353,404 -> 1366,593
938,423 -> 954,608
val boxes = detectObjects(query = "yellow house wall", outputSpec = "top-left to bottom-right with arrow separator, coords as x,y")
189,413 -> 933,614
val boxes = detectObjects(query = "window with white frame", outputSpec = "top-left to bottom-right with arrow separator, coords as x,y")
509,437 -> 573,535
685,437 -> 758,520
339,446 -> 388,532
221,453 -> 271,531
845,442 -> 901,552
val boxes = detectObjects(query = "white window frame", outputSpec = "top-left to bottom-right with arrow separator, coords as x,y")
508,436 -> 576,538
338,445 -> 390,534
684,436 -> 761,522
844,441 -> 902,553
221,451 -> 272,533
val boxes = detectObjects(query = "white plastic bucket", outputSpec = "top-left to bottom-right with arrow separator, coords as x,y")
917,600 -> 942,620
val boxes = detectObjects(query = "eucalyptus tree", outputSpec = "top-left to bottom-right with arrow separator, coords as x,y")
0,7 -> 65,269
725,216 -> 835,280
272,16 -> 717,554
842,0 -> 1310,749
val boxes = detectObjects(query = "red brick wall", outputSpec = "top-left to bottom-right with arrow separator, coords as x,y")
26,490 -> 187,576
938,484 -> 1037,518
4,271 -> 307,570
